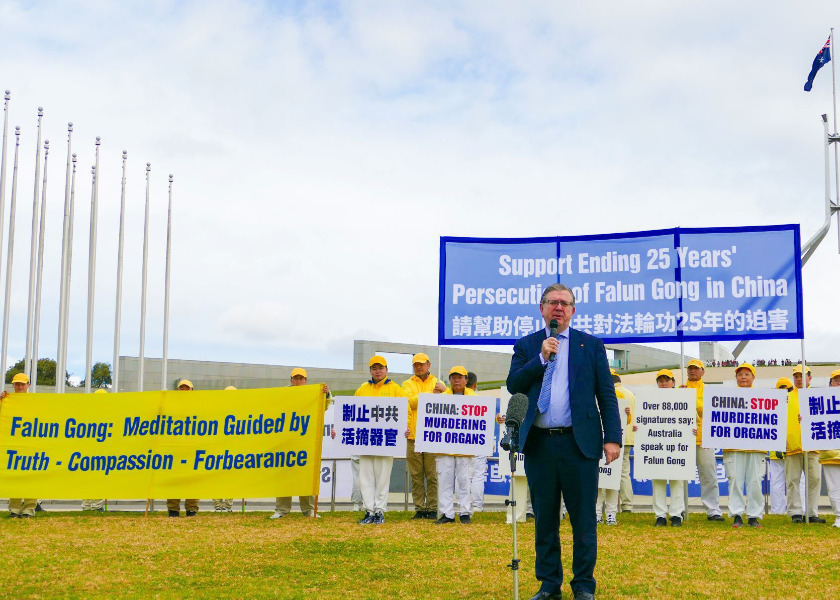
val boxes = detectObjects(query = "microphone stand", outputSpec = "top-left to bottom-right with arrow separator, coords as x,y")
505,426 -> 522,600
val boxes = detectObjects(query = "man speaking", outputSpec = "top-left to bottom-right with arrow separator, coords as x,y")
506,283 -> 621,600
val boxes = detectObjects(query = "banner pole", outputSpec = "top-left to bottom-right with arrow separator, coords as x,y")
56,123 -> 73,393
24,108 -> 43,384
112,151 -> 127,393
801,338 -> 808,525
85,139 -> 101,393
138,163 -> 151,392
331,459 -> 337,512
0,126 -> 21,379
680,342 -> 689,520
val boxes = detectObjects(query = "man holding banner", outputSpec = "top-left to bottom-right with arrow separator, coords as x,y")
819,370 -> 840,527
402,353 -> 446,520
650,369 -> 686,527
507,283 -> 621,600
354,356 -> 407,525
786,365 -> 825,524
2,373 -> 37,518
684,359 -> 725,522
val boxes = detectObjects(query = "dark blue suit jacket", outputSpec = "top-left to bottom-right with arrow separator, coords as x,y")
506,326 -> 622,459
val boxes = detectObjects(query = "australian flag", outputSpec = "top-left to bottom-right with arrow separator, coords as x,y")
804,36 -> 831,92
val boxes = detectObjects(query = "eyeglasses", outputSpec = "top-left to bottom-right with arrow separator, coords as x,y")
543,299 -> 574,308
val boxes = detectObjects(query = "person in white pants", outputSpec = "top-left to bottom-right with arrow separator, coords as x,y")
650,370 -> 686,527
466,372 -> 488,513
723,363 -> 765,528
819,369 -> 840,527
596,385 -> 627,526
768,377 -> 795,514
354,356 -> 407,525
435,366 -> 476,524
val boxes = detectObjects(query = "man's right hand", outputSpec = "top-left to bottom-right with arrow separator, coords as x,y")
541,337 -> 559,362
0,390 -> 8,401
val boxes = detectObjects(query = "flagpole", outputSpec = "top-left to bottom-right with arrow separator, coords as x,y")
138,162 -> 151,392
56,123 -> 73,393
60,154 -> 77,388
24,108 -> 43,384
0,91 -> 10,287
112,150 -> 127,393
31,139 -> 50,393
162,173 -> 173,391
85,138 -> 101,393
0,126 -> 20,379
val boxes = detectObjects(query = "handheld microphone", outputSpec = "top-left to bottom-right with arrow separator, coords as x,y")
548,319 -> 559,362
500,393 -> 529,452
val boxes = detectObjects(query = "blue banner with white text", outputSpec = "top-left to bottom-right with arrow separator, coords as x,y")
439,225 -> 802,344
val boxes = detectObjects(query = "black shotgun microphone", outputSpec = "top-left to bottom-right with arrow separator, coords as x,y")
501,393 -> 529,452
548,318 -> 559,362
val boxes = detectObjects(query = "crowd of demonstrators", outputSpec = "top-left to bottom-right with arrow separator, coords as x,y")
5,354 -> 840,536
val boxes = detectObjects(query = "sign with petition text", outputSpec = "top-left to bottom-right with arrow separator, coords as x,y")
333,396 -> 407,457
0,386 -> 325,498
701,387 -> 787,452
633,388 -> 696,480
439,225 -> 802,344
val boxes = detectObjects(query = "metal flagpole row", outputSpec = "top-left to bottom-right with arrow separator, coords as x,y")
138,163 -> 150,392
84,138 -> 100,393
59,153 -> 77,388
161,174 -> 173,391
0,126 -> 21,378
31,139 -> 50,393
113,151 -> 128,393
56,123 -> 74,393
24,108 -> 43,384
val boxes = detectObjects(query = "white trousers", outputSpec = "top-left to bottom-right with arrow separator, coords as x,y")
470,456 -> 487,512
350,455 -> 363,507
436,455 -> 472,519
696,446 -> 722,517
785,452 -> 821,518
359,455 -> 393,514
823,464 -> 840,517
652,480 -> 686,518
723,451 -> 764,519
767,459 -> 787,515
619,447 -> 633,511
596,488 -> 618,517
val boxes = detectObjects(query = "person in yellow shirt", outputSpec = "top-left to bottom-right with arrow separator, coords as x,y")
355,356 -> 407,525
650,369 -> 686,526
2,373 -> 37,518
272,370 -> 331,519
723,364 -> 764,528
819,369 -> 840,527
167,379 -> 200,517
683,359 -> 725,521
434,366 -> 477,525
402,353 -> 446,520
613,370 -> 635,514
767,377 -> 794,515
786,365 -> 825,523
596,382 -> 626,526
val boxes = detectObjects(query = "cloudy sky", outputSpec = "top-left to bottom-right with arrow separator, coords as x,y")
1,1 -> 839,381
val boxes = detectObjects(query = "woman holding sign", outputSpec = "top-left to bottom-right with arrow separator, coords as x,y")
434,366 -> 477,525
650,370 -> 686,527
723,364 -> 765,528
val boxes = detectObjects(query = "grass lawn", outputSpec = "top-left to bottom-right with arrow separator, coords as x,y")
2,511 -> 838,599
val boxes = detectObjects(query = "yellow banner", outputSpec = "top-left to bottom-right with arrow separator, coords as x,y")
0,385 -> 324,499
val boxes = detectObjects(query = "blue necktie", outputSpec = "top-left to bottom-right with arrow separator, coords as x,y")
537,336 -> 559,414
